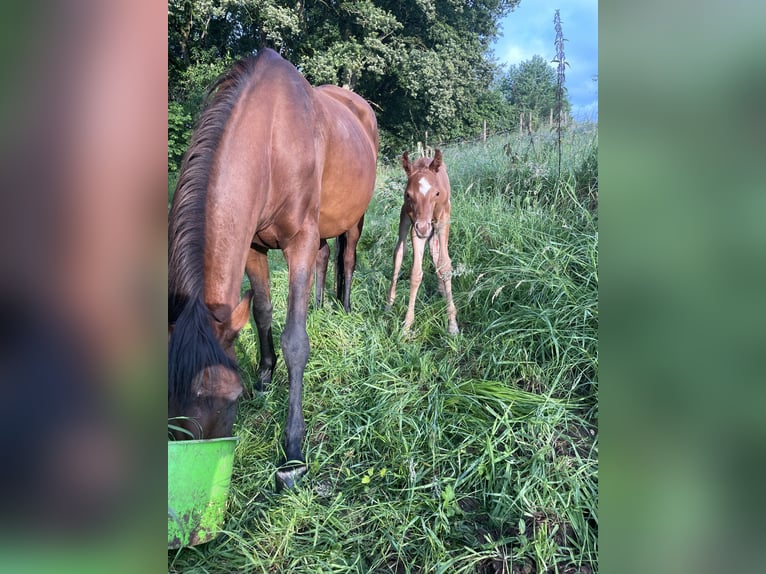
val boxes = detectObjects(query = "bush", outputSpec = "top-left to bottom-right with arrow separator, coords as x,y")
168,102 -> 192,174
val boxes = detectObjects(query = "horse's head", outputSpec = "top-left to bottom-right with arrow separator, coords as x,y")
168,291 -> 253,440
401,149 -> 445,239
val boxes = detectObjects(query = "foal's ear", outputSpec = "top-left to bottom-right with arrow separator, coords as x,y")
429,149 -> 443,172
401,151 -> 412,175
230,289 -> 253,333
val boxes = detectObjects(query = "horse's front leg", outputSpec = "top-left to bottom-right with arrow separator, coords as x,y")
246,248 -> 277,392
404,231 -> 427,333
275,232 -> 317,491
386,206 -> 410,311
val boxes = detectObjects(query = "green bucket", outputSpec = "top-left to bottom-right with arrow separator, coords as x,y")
168,436 -> 238,549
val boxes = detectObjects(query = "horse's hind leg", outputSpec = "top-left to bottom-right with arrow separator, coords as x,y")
246,248 -> 277,392
334,233 -> 347,309
435,222 -> 459,335
315,239 -> 329,308
429,232 -> 446,297
337,215 -> 364,312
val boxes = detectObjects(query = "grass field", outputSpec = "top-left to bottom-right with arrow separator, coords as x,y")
169,126 -> 598,573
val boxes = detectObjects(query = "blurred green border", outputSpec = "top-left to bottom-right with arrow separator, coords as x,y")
3,1 -> 765,572
601,2 -> 766,573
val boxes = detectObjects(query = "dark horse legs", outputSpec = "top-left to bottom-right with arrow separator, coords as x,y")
274,231 -> 317,491
314,215 -> 364,312
248,242 -> 311,490
315,239 -> 330,308
246,248 -> 277,392
336,215 -> 364,312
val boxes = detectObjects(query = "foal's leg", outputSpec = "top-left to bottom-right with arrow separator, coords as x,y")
404,230 -> 427,333
275,231 -> 317,491
428,232 -> 446,297
435,220 -> 459,335
315,239 -> 330,308
385,206 -> 411,311
337,215 -> 364,312
245,248 -> 277,392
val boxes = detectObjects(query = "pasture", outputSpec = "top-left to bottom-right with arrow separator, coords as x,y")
169,127 -> 598,573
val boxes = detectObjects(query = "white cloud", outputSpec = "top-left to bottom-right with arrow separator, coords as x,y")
503,43 -> 548,67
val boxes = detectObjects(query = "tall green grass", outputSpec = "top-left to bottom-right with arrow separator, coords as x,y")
169,128 -> 598,573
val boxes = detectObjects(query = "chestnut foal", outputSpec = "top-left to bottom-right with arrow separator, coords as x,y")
385,149 -> 459,335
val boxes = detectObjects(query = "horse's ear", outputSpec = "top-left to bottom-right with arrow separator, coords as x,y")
401,151 -> 412,175
230,289 -> 253,333
429,149 -> 443,172
216,374 -> 243,402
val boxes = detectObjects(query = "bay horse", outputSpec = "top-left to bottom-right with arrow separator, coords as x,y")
385,149 -> 459,335
168,49 -> 378,490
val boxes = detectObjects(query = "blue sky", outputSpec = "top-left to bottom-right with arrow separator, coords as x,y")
491,0 -> 598,121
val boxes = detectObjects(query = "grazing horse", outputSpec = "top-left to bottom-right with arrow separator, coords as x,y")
168,49 -> 378,490
385,149 -> 459,335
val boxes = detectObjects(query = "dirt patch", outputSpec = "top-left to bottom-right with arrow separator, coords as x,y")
528,510 -> 572,547
553,416 -> 596,460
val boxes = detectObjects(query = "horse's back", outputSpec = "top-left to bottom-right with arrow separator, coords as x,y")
312,86 -> 378,238
314,85 -> 378,153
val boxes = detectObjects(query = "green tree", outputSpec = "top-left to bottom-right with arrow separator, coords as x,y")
499,54 -> 570,131
168,101 -> 192,171
167,0 -> 521,167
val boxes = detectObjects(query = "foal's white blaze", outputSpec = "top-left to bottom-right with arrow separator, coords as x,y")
418,178 -> 432,196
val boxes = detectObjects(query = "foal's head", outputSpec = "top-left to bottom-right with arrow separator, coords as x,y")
401,149 -> 446,239
168,291 -> 253,440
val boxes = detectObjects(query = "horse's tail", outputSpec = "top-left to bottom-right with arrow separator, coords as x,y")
168,297 -> 236,408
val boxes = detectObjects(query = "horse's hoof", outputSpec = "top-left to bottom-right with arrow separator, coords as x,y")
448,323 -> 460,336
275,464 -> 307,492
255,372 -> 272,393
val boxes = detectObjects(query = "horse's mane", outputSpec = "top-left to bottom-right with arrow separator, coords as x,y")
169,55 -> 260,312
168,53 -> 261,406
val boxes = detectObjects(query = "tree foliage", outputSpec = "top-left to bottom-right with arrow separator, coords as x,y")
498,54 -> 570,131
168,0 -> 528,167
168,101 -> 192,171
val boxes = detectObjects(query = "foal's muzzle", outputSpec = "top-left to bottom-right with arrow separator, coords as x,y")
414,221 -> 432,239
